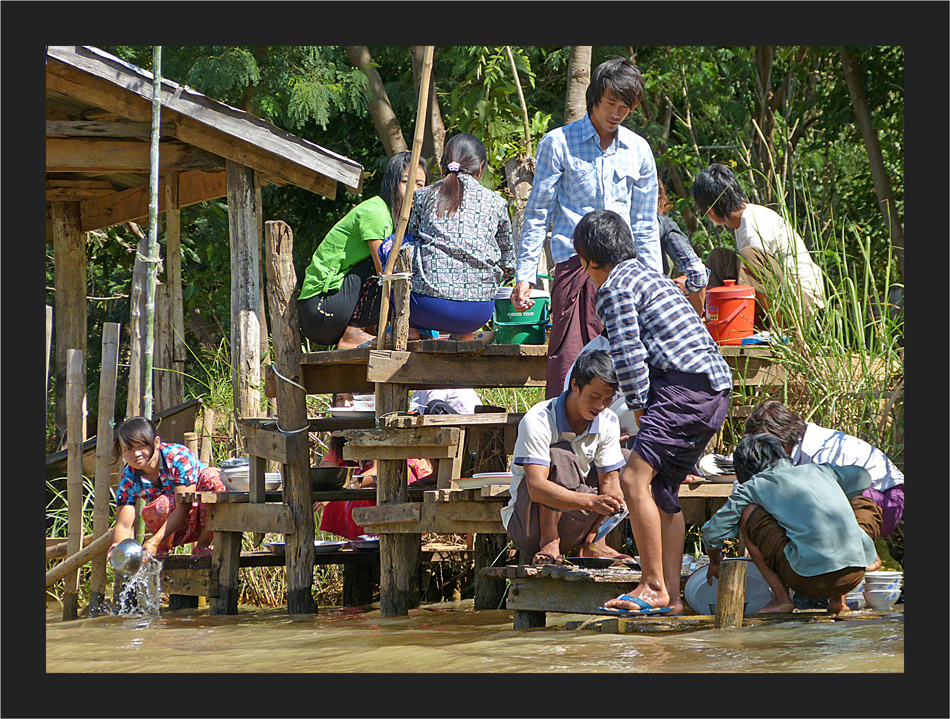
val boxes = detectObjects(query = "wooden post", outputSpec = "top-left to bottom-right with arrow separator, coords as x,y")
473,533 -> 509,610
52,201 -> 87,444
200,406 -> 215,465
89,323 -> 120,615
154,282 -> 172,413
64,349 -> 85,620
227,159 -> 262,426
264,220 -> 315,615
715,558 -> 749,629
185,431 -> 199,456
377,248 -> 421,617
165,171 -> 187,408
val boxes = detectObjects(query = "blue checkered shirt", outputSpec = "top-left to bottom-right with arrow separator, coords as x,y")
516,114 -> 661,284
596,259 -> 733,410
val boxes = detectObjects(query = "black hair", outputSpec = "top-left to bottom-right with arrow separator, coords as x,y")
732,432 -> 790,484
434,133 -> 487,218
113,415 -> 158,462
690,163 -> 748,219
572,209 -> 637,269
380,151 -> 428,221
569,349 -> 618,393
586,57 -> 644,115
743,400 -> 807,454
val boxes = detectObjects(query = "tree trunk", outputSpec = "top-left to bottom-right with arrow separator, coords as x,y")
839,47 -> 904,279
564,46 -> 592,126
751,46 -> 777,201
410,46 -> 445,168
345,46 -> 408,158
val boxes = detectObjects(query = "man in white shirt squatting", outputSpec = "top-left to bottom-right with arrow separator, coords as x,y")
501,349 -> 631,566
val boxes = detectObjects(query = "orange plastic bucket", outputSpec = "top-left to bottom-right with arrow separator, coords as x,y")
705,279 -> 755,345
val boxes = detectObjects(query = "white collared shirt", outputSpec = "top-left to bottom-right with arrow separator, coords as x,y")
792,422 -> 903,492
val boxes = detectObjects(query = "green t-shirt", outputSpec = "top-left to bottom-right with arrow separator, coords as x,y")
298,195 -> 393,299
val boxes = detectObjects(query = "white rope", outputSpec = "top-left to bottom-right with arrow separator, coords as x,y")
268,366 -> 310,434
377,271 -> 413,285
270,365 -> 307,392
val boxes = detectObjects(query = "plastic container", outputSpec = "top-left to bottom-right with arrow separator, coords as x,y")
494,287 -> 550,325
705,279 -> 755,345
494,319 -> 547,345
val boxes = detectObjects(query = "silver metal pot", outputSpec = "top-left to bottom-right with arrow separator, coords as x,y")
110,537 -> 144,575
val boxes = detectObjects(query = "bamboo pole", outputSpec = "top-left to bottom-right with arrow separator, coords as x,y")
47,534 -> 93,561
126,224 -> 149,419
375,45 -> 434,348
64,349 -> 85,620
143,45 -> 163,420
199,406 -> 215,465
89,322 -> 121,613
46,531 -> 115,588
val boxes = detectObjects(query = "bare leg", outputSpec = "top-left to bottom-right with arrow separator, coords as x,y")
660,509 -> 686,614
740,504 -> 794,613
336,325 -> 376,349
534,504 -> 563,564
828,594 -> 849,613
604,450 -> 670,611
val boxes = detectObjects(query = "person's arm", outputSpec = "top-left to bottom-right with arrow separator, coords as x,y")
830,464 -> 873,500
108,504 -> 137,557
627,152 -> 661,274
523,463 -> 623,515
662,216 -> 708,294
512,134 -> 562,309
598,287 -> 651,411
701,484 -> 754,583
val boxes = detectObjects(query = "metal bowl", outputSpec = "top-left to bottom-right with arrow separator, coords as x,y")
310,466 -> 355,492
109,537 -> 144,575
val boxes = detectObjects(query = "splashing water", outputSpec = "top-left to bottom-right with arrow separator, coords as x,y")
115,558 -> 164,616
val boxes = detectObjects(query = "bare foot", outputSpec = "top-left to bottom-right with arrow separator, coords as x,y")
578,539 -> 631,560
756,597 -> 796,614
336,326 -> 376,349
603,583 -> 670,612
827,595 -> 850,613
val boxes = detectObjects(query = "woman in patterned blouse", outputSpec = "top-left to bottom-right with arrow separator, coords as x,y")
108,416 -> 227,561
403,133 -> 515,340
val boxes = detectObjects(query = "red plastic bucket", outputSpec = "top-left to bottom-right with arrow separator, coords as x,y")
705,279 -> 755,345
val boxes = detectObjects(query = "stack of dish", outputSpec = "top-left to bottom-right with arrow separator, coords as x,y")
862,570 -> 903,609
454,472 -> 513,490
220,458 -> 282,492
845,578 -> 866,609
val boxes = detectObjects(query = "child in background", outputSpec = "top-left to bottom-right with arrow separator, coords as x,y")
402,133 -> 514,340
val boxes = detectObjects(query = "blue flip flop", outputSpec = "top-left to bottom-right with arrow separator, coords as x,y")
596,594 -> 673,617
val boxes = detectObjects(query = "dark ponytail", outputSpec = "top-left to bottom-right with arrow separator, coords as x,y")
435,134 -> 487,219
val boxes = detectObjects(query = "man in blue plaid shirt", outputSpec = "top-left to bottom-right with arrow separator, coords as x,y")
510,57 -> 661,400
573,209 -> 732,616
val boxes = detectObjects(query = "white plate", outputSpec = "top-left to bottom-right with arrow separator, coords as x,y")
348,534 -> 379,550
683,560 -> 774,615
313,540 -> 347,553
327,407 -> 376,419
456,473 -> 513,490
698,454 -> 736,482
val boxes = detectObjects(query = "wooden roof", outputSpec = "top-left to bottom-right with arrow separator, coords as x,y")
46,45 -> 364,234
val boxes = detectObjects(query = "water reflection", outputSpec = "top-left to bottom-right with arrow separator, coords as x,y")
46,601 -> 903,674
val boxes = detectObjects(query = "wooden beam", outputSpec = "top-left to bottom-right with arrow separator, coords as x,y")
46,59 -> 153,123
366,349 -> 547,388
47,137 -> 224,173
338,426 -> 461,461
79,170 -> 226,232
46,120 -> 177,138
46,178 -> 114,201
207,503 -> 295,535
352,501 -> 506,535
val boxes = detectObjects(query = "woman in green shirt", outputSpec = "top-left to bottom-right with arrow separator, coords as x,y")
298,151 -> 427,348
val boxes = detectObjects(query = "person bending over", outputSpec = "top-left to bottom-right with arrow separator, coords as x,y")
702,432 -> 881,614
574,209 -> 732,616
